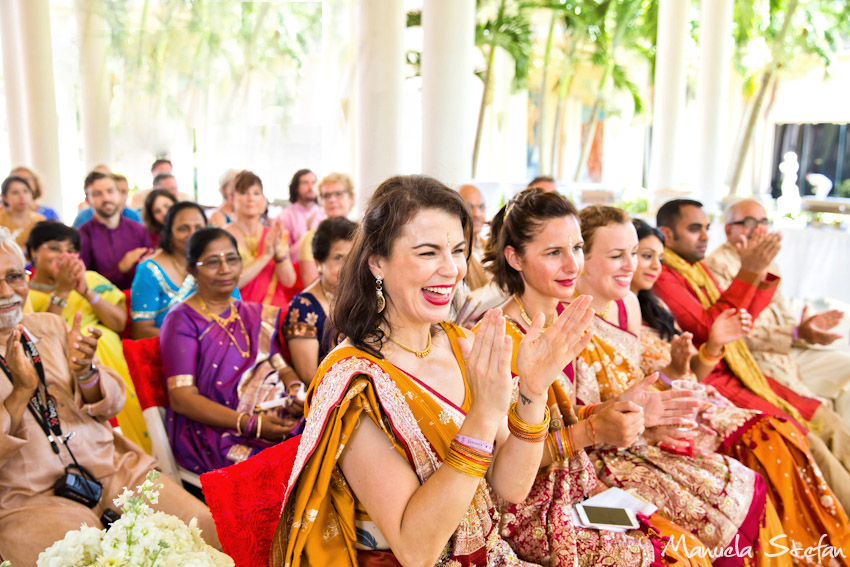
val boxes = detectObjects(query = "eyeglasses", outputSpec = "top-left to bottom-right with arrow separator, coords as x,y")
320,190 -> 350,201
0,270 -> 29,287
729,217 -> 770,229
195,254 -> 243,270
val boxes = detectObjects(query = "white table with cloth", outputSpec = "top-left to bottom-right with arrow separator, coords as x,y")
775,226 -> 850,304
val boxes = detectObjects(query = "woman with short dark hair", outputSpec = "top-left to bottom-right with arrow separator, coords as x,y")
284,217 -> 357,382
160,228 -> 302,474
131,202 -> 237,338
225,170 -> 296,309
142,188 -> 177,247
0,175 -> 45,248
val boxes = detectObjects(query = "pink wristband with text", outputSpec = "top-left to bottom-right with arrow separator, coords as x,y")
455,434 -> 494,454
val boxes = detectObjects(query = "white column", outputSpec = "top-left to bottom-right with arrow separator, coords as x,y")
1,0 -> 64,212
694,0 -> 733,211
0,1 -> 31,167
649,0 -> 689,210
355,0 -> 405,211
421,0 -> 475,187
77,0 -> 112,170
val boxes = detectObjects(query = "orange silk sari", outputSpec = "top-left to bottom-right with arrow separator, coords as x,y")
269,322 -> 533,567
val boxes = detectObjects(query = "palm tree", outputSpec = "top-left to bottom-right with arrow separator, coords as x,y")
472,0 -> 534,176
728,0 -> 850,195
572,0 -> 654,182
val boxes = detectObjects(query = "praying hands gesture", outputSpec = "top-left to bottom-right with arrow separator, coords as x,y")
736,228 -> 781,275
798,306 -> 843,345
6,325 -> 39,396
457,309 -> 514,430
514,295 -> 595,400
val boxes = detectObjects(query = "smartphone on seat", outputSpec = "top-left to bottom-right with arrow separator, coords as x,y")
575,504 -> 639,531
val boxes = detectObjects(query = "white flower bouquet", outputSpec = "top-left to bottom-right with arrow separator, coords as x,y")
32,470 -> 233,567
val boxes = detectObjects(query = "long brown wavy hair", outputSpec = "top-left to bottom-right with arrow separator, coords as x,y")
331,175 -> 473,358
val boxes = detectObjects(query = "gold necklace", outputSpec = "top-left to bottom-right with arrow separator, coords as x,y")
598,301 -> 613,320
199,298 -> 251,358
319,279 -> 334,301
512,295 -> 551,330
385,330 -> 433,358
170,254 -> 187,282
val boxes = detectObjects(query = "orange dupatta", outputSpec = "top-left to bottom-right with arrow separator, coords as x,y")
270,322 -> 521,567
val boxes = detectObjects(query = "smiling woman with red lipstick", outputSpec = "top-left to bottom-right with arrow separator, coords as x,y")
159,228 -> 302,475
483,189 -> 710,567
270,176 -> 588,567
572,206 -> 822,565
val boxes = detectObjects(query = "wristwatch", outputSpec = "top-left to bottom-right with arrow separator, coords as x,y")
49,294 -> 69,308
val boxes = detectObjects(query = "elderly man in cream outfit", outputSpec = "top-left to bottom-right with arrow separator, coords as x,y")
704,198 -> 850,437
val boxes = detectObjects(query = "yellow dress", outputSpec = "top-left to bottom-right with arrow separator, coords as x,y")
28,271 -> 152,454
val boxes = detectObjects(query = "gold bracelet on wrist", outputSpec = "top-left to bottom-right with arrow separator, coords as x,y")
698,343 -> 725,365
444,440 -> 492,478
507,402 -> 550,443
236,412 -> 247,436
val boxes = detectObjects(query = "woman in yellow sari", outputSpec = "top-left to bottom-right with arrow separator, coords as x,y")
573,206 -> 848,566
270,176 -> 592,567
481,189 -> 712,567
25,221 -> 151,453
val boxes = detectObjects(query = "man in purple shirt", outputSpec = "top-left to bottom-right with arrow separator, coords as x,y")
79,171 -> 153,290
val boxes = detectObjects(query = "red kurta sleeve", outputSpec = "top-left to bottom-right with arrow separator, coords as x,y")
655,264 -> 772,345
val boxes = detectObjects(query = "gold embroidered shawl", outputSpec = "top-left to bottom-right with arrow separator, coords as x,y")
270,322 -> 517,567
661,247 -> 806,425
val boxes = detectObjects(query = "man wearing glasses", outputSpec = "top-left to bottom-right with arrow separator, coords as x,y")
704,198 -> 850,435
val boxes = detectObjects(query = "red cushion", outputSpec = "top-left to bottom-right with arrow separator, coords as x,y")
201,435 -> 301,567
121,337 -> 168,409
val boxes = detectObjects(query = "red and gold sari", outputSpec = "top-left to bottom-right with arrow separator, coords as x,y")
640,326 -> 850,567
497,319 -> 711,567
269,322 -> 532,567
573,306 -> 792,567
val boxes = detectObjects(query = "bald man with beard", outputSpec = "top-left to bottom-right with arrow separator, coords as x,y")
704,199 -> 850,472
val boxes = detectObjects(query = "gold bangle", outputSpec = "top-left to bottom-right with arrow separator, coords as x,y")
698,343 -> 724,365
256,414 -> 263,439
236,412 -> 246,436
444,441 -> 492,478
507,402 -> 550,443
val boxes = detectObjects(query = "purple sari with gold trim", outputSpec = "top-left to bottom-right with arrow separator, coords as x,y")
161,300 -> 286,474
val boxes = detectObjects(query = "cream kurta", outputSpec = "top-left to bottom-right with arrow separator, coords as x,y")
704,242 -> 850,412
0,312 -> 216,565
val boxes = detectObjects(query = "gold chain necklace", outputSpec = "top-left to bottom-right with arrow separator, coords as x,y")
512,295 -> 551,330
170,254 -> 187,282
598,301 -> 613,320
385,330 -> 433,358
199,298 -> 251,358
319,279 -> 335,301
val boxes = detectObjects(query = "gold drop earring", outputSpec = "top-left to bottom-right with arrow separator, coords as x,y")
375,276 -> 386,313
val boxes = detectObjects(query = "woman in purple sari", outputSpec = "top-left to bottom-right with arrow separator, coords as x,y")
161,227 -> 304,474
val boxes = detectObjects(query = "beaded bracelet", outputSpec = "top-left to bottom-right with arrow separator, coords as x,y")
507,402 -> 550,443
